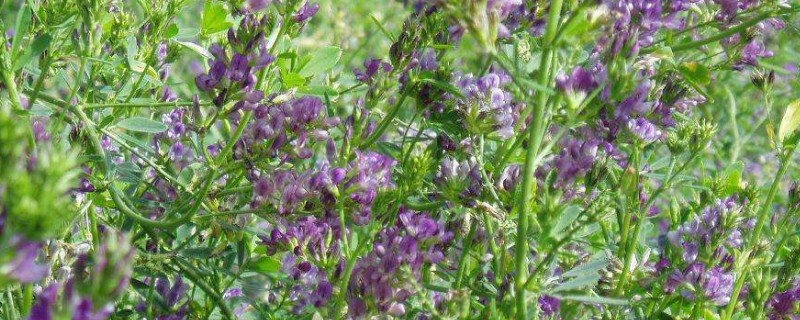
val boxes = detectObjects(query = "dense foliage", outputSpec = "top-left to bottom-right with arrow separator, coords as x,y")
2,0 -> 800,319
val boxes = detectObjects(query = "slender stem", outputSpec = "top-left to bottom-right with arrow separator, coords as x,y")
642,9 -> 796,54
723,144 -> 797,320
514,0 -> 564,317
455,218 -> 477,289
0,62 -> 23,111
4,290 -> 17,320
173,258 -> 235,319
334,235 -> 370,320
33,92 -> 225,229
20,285 -> 31,318
725,86 -> 741,162
84,100 -> 213,110
360,91 -> 409,149
26,53 -> 54,109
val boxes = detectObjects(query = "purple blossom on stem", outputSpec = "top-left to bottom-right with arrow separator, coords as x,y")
293,2 -> 320,23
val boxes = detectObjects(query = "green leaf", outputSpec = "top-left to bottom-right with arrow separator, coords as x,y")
174,40 -> 213,60
181,247 -> 214,259
11,5 -> 32,59
177,164 -> 197,186
116,117 -> 168,133
779,99 -> 800,142
201,1 -> 232,37
165,23 -> 179,38
561,258 -> 609,278
298,46 -> 342,77
678,62 -> 711,85
556,294 -> 629,305
418,78 -> 465,98
722,161 -> 744,193
298,85 -> 339,97
14,33 -> 52,71
247,257 -> 282,274
282,71 -> 307,88
125,36 -> 138,68
550,205 -> 580,237
549,274 -> 601,293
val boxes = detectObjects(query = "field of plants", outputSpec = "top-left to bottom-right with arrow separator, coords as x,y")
2,0 -> 800,319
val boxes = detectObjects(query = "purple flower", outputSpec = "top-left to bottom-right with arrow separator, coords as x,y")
435,156 -> 483,200
195,74 -> 218,92
348,209 -> 452,316
354,58 -> 392,83
539,295 -> 561,317
767,285 -> 800,320
248,0 -> 271,12
229,54 -> 250,82
556,66 -> 600,95
349,298 -> 367,318
627,117 -> 663,142
451,68 -> 520,138
3,239 -> 48,283
615,81 -> 653,119
310,280 -> 333,307
552,138 -> 600,187
293,2 -> 320,23
667,197 -> 744,262
736,39 -> 773,69
704,266 -> 734,306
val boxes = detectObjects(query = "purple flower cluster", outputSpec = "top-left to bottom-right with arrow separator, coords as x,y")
435,156 -> 483,202
261,216 -> 339,259
293,2 -> 320,23
598,0 -> 695,56
353,58 -> 393,83
344,151 -> 397,224
665,262 -> 735,306
667,197 -> 748,263
252,169 -> 312,214
735,39 -> 774,70
29,233 -> 135,320
767,284 -> 800,320
239,96 -> 340,160
0,209 -> 48,284
486,0 -> 524,38
539,294 -> 561,317
451,68 -> 520,138
556,66 -> 602,98
259,216 -> 336,314
0,237 -> 48,284
195,16 -> 275,109
348,209 -> 453,318
137,276 -> 189,320
251,149 -> 393,222
550,137 -> 602,188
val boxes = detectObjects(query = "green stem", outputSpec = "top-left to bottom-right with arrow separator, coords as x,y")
514,0 -> 564,317
32,92 -> 227,229
173,258 -> 235,319
26,53 -> 54,109
334,236 -> 370,320
455,219 -> 477,289
360,91 -> 409,149
20,285 -> 31,318
642,8 -> 796,54
0,63 -> 23,111
84,100 -> 213,110
4,290 -> 17,320
723,144 -> 797,320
